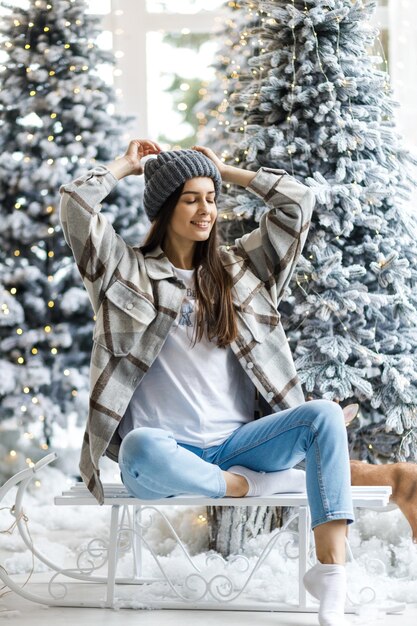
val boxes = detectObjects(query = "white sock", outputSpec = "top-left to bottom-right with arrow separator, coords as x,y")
227,465 -> 306,496
303,562 -> 350,626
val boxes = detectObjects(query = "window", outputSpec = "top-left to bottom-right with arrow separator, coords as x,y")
146,0 -> 224,13
146,31 -> 219,145
87,1 -> 224,148
86,0 -> 111,14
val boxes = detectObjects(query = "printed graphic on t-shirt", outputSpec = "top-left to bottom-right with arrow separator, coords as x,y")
178,286 -> 197,327
171,268 -> 198,341
179,301 -> 193,327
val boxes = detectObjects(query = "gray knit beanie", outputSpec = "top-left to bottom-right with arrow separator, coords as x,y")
143,149 -> 222,222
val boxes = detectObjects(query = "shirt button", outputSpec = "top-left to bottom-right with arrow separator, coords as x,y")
247,362 -> 254,369
126,302 -> 134,310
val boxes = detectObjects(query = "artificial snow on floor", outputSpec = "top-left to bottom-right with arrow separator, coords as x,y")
0,458 -> 417,622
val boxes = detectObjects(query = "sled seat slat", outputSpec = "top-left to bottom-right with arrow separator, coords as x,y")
54,484 -> 393,509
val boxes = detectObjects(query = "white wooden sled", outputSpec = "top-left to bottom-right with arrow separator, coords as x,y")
0,452 -> 405,614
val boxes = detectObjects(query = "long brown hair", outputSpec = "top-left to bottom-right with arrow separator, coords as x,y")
140,182 -> 238,349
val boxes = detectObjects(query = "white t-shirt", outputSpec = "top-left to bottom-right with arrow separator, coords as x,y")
118,264 -> 256,448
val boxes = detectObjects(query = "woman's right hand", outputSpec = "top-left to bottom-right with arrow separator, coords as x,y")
123,139 -> 162,175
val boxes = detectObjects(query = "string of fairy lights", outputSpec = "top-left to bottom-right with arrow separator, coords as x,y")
0,0 -> 127,474
296,0 -> 405,369
200,0 -> 416,437
207,0 -> 394,236
294,3 -> 415,430
0,0 -> 414,475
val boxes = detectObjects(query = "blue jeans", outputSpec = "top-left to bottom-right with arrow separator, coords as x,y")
118,399 -> 354,529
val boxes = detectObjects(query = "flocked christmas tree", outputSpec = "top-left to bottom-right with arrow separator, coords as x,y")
0,0 -> 146,478
196,0 -> 417,555
201,0 -> 417,462
157,32 -> 208,148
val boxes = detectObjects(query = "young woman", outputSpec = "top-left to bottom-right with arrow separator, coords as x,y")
60,138 -> 354,626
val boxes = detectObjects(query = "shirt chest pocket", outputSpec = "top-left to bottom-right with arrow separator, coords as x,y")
93,279 -> 157,356
233,284 -> 280,344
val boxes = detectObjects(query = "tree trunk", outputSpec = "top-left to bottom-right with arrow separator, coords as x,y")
206,505 -> 288,557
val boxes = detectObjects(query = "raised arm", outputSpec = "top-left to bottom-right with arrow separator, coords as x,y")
192,146 -> 315,311
59,139 -> 161,314
232,166 -> 315,309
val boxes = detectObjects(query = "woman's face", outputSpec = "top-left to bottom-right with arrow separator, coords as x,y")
167,177 -> 217,244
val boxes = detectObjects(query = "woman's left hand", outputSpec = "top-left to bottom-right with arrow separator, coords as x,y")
191,145 -> 227,177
